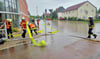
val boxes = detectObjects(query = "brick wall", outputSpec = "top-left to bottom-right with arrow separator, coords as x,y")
19,0 -> 29,21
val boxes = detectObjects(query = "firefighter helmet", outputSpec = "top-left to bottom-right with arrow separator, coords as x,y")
22,17 -> 25,20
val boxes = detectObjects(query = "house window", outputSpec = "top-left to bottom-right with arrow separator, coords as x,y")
83,16 -> 86,19
86,4 -> 88,6
80,9 -> 82,13
92,9 -> 94,12
84,10 -> 88,15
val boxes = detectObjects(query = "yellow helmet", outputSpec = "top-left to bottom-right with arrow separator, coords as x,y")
9,19 -> 12,22
7,19 -> 12,22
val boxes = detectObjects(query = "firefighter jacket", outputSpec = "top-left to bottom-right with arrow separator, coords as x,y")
20,20 -> 26,30
89,19 -> 94,29
29,24 -> 36,30
6,21 -> 12,29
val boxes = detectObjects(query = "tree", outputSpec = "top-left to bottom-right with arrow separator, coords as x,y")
52,11 -> 58,19
98,8 -> 100,13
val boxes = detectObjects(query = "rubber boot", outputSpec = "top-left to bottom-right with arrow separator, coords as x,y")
94,34 -> 97,39
8,36 -> 10,39
87,36 -> 91,38
11,35 -> 13,38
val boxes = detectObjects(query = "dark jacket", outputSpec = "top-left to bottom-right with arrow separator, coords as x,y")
89,18 -> 94,28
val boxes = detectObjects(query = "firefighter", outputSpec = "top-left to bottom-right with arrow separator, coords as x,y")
87,16 -> 97,38
29,23 -> 38,36
6,19 -> 13,39
20,17 -> 27,38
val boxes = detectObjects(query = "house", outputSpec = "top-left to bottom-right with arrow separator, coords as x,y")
63,1 -> 97,20
55,7 -> 65,19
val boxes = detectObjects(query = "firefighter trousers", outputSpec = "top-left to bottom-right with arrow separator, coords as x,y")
88,28 -> 95,37
22,30 -> 26,38
7,28 -> 13,38
30,29 -> 38,36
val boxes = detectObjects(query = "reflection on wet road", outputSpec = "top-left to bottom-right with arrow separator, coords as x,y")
0,20 -> 100,59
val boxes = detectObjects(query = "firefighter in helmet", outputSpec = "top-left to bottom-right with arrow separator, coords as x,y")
29,23 -> 38,36
87,16 -> 97,38
20,17 -> 27,38
6,19 -> 13,39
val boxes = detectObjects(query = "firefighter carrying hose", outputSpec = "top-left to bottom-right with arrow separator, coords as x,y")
6,19 -> 13,39
29,23 -> 38,36
20,17 -> 27,38
87,16 -> 97,39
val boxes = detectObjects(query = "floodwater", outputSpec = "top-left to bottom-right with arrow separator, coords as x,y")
0,20 -> 100,59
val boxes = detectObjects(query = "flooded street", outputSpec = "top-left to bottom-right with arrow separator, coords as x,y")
0,20 -> 100,59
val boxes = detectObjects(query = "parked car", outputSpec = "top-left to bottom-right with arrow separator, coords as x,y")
46,18 -> 51,20
60,17 -> 64,20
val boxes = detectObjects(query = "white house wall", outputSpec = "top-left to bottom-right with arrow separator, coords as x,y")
62,10 -> 78,18
78,2 -> 96,19
57,12 -> 64,19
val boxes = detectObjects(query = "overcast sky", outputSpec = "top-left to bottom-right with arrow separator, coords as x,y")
26,0 -> 100,16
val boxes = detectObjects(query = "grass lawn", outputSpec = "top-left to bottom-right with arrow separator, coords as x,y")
65,19 -> 100,23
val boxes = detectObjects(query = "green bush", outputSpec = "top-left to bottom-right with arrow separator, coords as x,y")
68,17 -> 76,20
64,17 -> 67,20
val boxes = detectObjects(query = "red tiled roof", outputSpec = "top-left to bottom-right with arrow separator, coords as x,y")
63,1 -> 88,12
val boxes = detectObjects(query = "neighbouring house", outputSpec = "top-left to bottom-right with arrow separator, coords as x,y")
63,1 -> 97,20
0,0 -> 29,27
55,6 -> 65,19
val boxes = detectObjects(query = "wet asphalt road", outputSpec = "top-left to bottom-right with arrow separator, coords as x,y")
0,20 -> 100,59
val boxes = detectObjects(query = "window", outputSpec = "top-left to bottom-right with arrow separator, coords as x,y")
0,0 -> 4,11
86,4 -> 88,6
84,10 -> 88,15
80,9 -> 82,13
5,1 -> 9,12
14,0 -> 18,12
92,9 -> 94,12
83,16 -> 86,19
7,14 -> 10,19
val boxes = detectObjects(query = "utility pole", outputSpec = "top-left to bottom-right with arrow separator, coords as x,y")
49,9 -> 53,32
45,9 -> 47,41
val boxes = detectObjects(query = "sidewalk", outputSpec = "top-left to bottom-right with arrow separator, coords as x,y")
0,33 -> 52,50
0,39 -> 30,50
